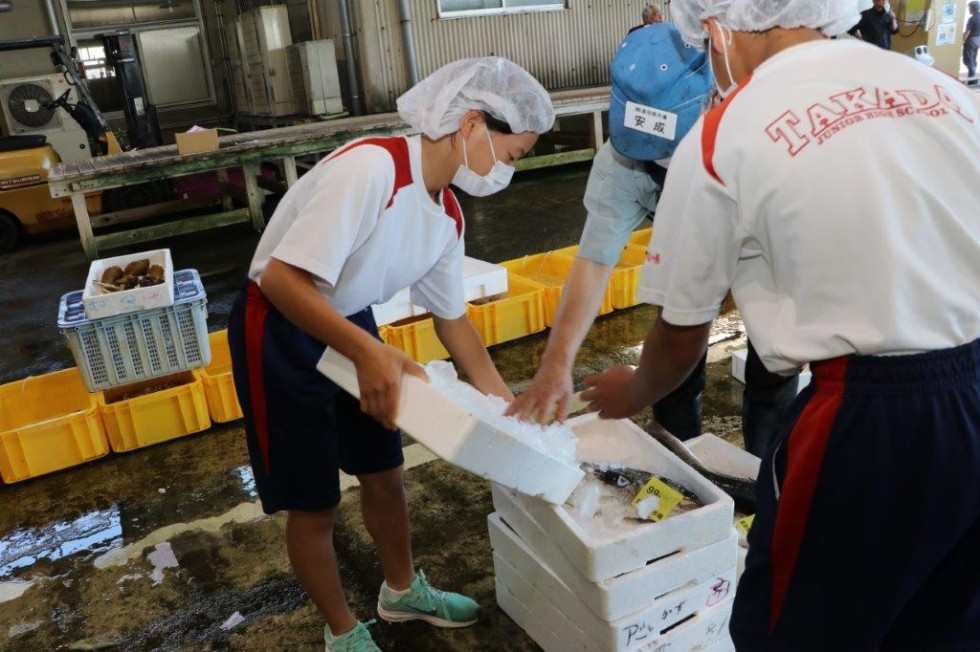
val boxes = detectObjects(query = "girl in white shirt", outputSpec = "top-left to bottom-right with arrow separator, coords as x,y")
228,57 -> 554,651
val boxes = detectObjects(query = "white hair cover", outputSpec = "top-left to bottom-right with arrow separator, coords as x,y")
396,57 -> 555,139
672,0 -> 862,47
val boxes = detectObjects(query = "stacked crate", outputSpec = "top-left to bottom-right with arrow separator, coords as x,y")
59,253 -> 213,455
490,414 -> 739,651
238,5 -> 298,117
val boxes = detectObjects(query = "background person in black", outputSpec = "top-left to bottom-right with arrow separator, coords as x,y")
964,1 -> 980,81
848,0 -> 899,49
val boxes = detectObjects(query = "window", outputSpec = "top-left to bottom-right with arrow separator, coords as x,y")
438,0 -> 565,18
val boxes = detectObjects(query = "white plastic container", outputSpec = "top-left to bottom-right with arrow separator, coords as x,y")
730,348 -> 812,393
490,513 -> 737,651
502,413 -> 734,582
82,249 -> 175,320
492,514 -> 736,651
684,433 -> 761,481
371,257 -> 508,326
492,484 -> 738,621
316,348 -> 584,504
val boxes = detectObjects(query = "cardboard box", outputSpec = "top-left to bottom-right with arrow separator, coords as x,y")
176,128 -> 219,156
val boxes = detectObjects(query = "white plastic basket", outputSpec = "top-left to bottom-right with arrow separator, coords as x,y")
59,269 -> 211,392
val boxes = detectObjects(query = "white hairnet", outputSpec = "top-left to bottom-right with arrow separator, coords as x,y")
396,57 -> 555,139
672,0 -> 862,48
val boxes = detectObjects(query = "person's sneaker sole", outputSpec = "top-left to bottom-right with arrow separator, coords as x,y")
376,602 -> 477,628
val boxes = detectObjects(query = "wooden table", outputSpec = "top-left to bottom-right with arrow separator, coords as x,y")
49,88 -> 610,259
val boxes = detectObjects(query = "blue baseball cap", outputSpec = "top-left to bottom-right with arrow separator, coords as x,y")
608,23 -> 713,162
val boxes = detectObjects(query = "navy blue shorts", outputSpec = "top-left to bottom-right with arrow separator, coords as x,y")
228,282 -> 404,514
732,339 -> 980,651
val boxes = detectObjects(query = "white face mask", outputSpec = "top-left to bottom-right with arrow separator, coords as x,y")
708,26 -> 738,99
452,127 -> 515,197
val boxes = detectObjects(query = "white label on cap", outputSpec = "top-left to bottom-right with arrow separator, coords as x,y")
624,101 -> 678,141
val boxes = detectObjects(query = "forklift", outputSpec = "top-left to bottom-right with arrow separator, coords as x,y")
0,33 -> 164,252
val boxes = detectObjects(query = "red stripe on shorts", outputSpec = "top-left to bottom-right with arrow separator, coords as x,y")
245,282 -> 272,473
769,356 -> 847,632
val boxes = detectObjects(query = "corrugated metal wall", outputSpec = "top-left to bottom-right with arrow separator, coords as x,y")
356,0 -> 655,113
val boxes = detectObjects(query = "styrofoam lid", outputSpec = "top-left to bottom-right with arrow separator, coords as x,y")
316,348 -> 584,504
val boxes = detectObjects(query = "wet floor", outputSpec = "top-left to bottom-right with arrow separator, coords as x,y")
0,162 -> 749,651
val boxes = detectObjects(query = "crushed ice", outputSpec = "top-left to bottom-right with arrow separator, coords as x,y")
423,361 -> 578,466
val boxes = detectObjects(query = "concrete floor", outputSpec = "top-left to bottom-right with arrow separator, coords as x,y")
0,163 -> 750,651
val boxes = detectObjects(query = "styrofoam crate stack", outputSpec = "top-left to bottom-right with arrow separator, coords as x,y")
490,414 -> 739,651
371,256 -> 509,326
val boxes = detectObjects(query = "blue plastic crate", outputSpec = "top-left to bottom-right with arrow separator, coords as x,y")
59,269 -> 211,392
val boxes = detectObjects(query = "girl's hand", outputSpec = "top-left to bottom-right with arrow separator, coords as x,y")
353,340 -> 428,429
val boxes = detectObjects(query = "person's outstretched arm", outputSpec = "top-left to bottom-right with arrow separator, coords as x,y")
434,314 -> 513,401
581,314 -> 710,419
505,257 -> 613,423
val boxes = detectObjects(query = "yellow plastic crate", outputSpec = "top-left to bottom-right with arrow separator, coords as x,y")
502,250 -> 613,326
609,244 -> 649,310
382,315 -> 450,364
551,242 -> 649,310
629,226 -> 654,248
198,330 -> 243,423
467,274 -> 547,347
0,368 -> 110,483
98,371 -> 211,452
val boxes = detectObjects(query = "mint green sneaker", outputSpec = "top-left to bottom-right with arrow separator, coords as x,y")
376,569 -> 479,628
324,619 -> 380,652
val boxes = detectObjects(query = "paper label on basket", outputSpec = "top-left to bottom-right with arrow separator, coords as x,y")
736,514 -> 755,538
632,477 -> 684,522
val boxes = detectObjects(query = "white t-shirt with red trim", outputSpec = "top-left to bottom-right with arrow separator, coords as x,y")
248,135 -> 467,319
637,39 -> 980,374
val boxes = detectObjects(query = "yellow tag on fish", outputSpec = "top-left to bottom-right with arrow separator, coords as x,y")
736,514 -> 755,538
631,477 -> 685,522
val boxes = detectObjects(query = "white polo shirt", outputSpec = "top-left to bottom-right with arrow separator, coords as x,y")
637,39 -> 980,374
248,135 -> 467,319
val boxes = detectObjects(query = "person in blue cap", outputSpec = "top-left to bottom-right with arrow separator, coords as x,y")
508,22 -> 798,459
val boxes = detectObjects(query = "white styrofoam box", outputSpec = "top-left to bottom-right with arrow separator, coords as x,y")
287,40 -> 343,116
488,512 -> 735,625
684,434 -> 761,481
731,348 -> 748,385
490,514 -> 737,652
730,348 -> 812,394
700,635 -> 737,652
491,486 -> 737,621
496,579 -> 599,652
371,257 -> 509,326
370,287 -> 426,327
737,547 -> 748,581
316,348 -> 584,503
462,256 -> 508,298
498,577 -> 735,652
82,249 -> 175,320
496,413 -> 734,582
